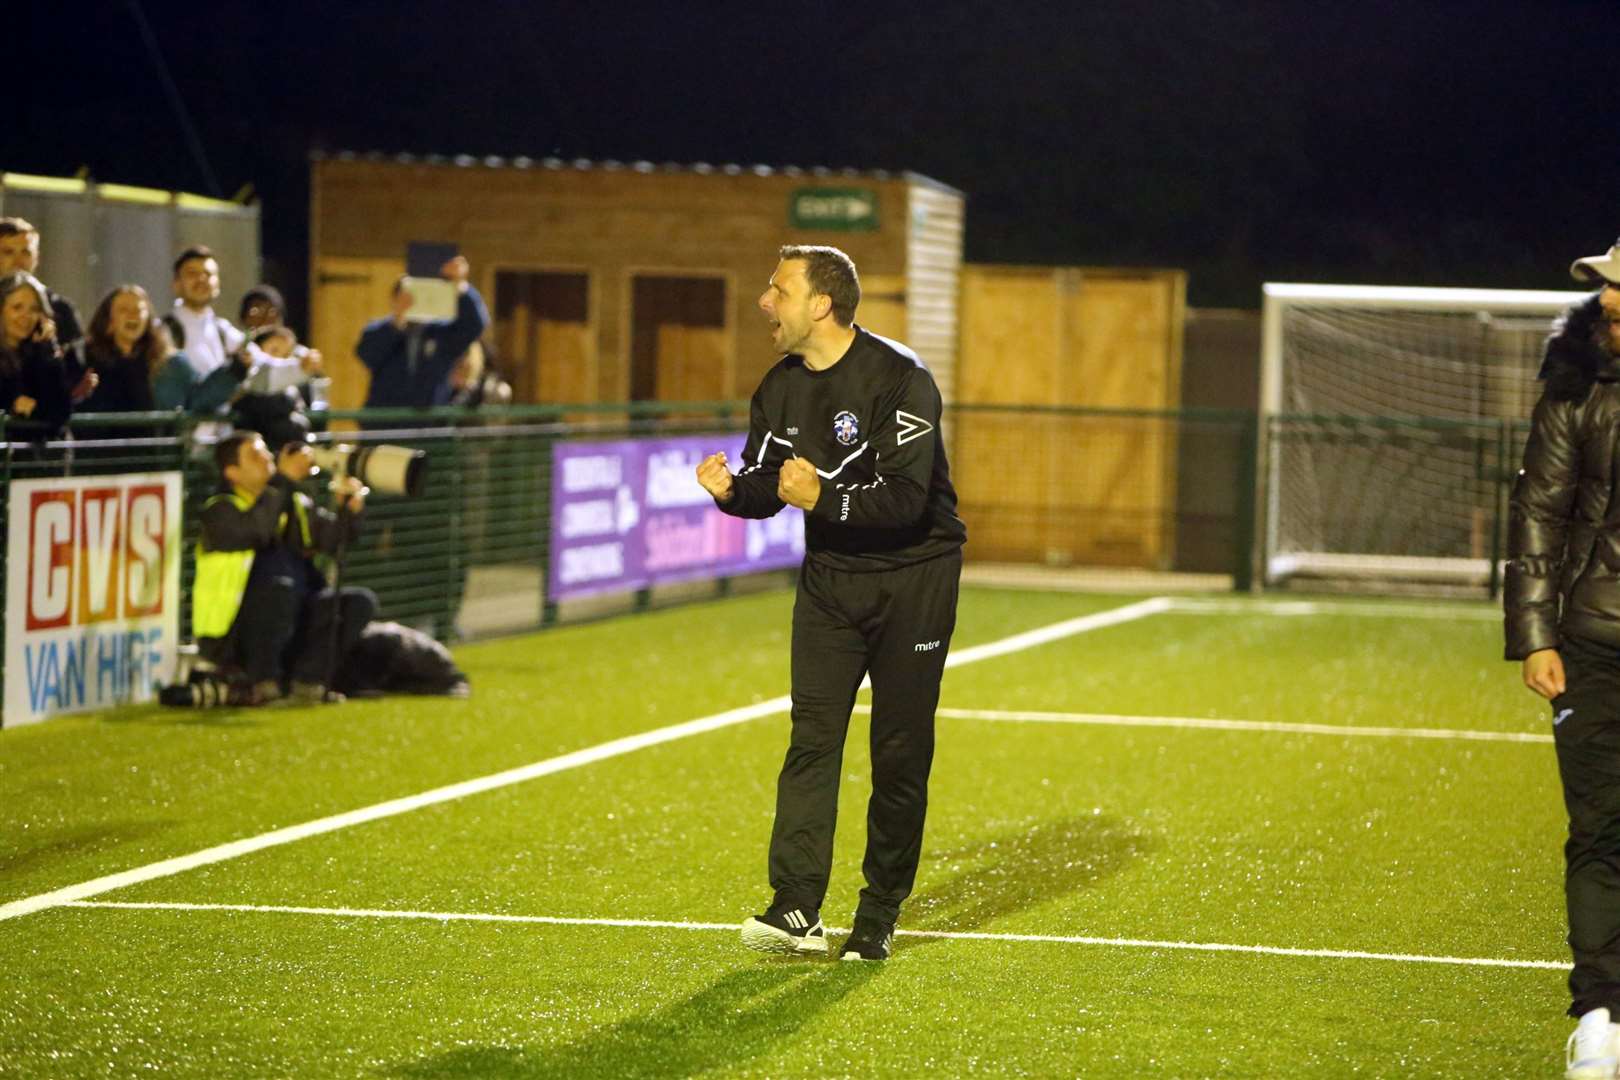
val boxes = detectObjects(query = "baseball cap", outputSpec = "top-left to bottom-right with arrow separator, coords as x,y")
1571,237 -> 1620,285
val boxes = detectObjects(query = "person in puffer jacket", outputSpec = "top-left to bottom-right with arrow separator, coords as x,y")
1505,236 -> 1620,1078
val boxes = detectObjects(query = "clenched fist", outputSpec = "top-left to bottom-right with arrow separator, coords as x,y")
696,451 -> 735,503
1523,648 -> 1566,700
778,456 -> 820,510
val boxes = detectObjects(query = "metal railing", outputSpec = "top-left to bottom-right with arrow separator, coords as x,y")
0,404 -> 755,667
0,402 -> 1534,682
948,404 -> 1260,588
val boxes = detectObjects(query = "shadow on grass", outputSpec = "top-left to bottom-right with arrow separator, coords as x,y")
0,820 -> 174,877
95,702 -> 267,727
904,812 -> 1159,944
383,963 -> 878,1079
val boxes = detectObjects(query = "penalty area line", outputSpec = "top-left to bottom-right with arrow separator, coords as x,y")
66,900 -> 1564,971
1165,597 -> 1501,622
0,597 -> 1173,924
881,707 -> 1553,745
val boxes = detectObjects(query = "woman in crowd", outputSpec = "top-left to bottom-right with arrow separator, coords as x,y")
81,284 -> 244,415
0,271 -> 71,434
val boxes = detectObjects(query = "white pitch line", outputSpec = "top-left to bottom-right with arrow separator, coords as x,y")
1167,597 -> 1501,622
66,900 -> 1564,972
0,697 -> 787,923
1,597 -> 1172,924
895,927 -> 1564,971
892,707 -> 1552,745
70,900 -> 742,933
942,597 -> 1174,667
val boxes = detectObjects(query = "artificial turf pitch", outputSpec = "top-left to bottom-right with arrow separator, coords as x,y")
0,587 -> 1571,1077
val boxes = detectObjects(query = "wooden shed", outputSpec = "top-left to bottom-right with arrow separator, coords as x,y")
308,153 -> 964,411
953,265 -> 1187,568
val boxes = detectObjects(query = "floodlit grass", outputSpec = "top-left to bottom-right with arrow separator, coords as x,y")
0,587 -> 1572,1076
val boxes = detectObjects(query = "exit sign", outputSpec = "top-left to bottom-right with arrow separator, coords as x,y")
790,188 -> 879,231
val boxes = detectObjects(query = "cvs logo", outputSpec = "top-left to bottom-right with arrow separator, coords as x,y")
27,485 -> 168,631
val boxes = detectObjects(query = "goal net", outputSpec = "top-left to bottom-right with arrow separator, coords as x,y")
1261,283 -> 1589,592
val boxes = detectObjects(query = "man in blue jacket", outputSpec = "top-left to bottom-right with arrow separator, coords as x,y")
355,256 -> 489,412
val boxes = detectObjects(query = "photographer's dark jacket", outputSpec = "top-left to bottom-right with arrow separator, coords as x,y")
356,287 -> 489,409
194,475 -> 361,639
1506,293 -> 1620,658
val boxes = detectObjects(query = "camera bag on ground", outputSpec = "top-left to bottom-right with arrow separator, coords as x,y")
332,621 -> 470,697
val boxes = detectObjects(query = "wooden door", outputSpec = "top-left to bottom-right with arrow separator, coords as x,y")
954,265 -> 1185,568
493,271 -> 594,404
312,256 -> 403,411
655,325 -> 727,402
629,275 -> 728,402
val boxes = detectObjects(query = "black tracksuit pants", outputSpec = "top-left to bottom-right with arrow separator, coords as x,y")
769,548 -> 961,924
230,576 -> 377,686
1552,634 -> 1620,1017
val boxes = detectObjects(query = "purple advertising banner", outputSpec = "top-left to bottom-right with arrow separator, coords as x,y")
550,434 -> 805,601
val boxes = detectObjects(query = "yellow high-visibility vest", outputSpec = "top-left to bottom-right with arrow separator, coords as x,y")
191,487 -> 313,638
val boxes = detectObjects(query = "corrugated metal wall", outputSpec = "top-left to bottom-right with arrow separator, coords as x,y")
0,177 -> 259,322
905,178 -> 965,403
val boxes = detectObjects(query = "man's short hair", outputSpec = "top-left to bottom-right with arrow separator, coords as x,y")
779,245 -> 860,326
173,244 -> 216,278
214,431 -> 257,476
0,217 -> 38,242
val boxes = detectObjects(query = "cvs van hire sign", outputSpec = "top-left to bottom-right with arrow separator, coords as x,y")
5,473 -> 182,727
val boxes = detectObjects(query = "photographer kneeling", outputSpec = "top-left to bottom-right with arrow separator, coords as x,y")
195,432 -> 376,705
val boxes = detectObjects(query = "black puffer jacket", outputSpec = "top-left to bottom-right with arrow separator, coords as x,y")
1505,293 -> 1620,659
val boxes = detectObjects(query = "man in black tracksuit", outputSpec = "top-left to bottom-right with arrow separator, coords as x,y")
696,244 -> 966,961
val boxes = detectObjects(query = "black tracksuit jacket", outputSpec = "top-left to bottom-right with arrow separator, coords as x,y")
717,325 -> 966,566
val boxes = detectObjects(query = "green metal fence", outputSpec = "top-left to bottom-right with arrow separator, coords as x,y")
0,404 -> 753,671
948,404 -> 1261,588
0,403 -> 1537,681
327,402 -> 752,638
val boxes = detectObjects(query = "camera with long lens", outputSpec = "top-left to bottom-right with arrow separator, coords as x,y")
310,443 -> 428,498
159,670 -> 236,708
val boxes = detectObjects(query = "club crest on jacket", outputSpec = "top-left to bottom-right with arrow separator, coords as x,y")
833,410 -> 860,446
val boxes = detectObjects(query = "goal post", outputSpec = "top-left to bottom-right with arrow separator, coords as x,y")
1258,283 -> 1590,593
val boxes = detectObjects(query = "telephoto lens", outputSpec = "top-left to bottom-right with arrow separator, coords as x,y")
309,443 -> 428,498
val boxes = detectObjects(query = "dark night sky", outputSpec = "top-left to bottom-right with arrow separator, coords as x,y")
13,0 -> 1620,324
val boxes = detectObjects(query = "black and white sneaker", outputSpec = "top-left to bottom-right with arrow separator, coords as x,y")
740,904 -> 828,955
838,915 -> 894,961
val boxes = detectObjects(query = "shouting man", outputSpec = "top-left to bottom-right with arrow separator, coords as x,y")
696,244 -> 966,961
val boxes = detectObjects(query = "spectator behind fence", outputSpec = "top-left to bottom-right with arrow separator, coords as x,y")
240,284 -> 286,332
195,431 -> 375,706
356,256 -> 488,415
167,246 -> 316,392
0,271 -> 71,436
252,324 -> 297,359
447,339 -> 513,409
80,284 -> 248,417
0,217 -> 92,402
